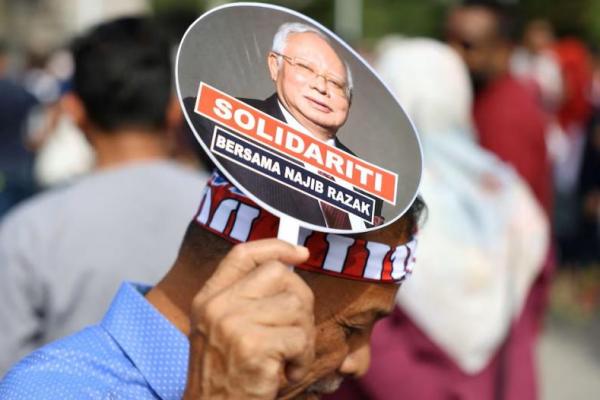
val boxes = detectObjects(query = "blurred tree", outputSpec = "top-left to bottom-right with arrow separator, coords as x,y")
150,0 -> 204,44
362,0 -> 447,40
257,0 -> 335,30
148,0 -> 600,46
583,0 -> 600,44
520,0 -> 587,37
151,0 -> 202,13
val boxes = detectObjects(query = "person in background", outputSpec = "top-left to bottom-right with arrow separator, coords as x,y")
510,18 -> 571,216
553,37 -> 593,137
445,2 -> 552,216
327,37 -> 549,400
0,40 -> 39,218
551,37 -> 594,263
573,59 -> 600,263
0,17 -> 209,375
25,48 -> 96,189
577,117 -> 600,262
511,19 -> 563,112
446,3 -> 555,347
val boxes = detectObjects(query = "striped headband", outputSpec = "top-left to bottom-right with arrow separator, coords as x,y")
194,171 -> 417,284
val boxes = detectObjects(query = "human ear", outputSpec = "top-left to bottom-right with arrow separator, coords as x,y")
165,95 -> 183,131
60,92 -> 88,131
267,52 -> 280,82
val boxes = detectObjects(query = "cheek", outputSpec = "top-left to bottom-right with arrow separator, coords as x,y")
335,101 -> 349,116
286,73 -> 308,93
313,325 -> 349,371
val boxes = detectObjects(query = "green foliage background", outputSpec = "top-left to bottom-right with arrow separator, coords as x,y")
150,0 -> 600,46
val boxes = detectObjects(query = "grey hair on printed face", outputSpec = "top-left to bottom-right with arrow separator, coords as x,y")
271,22 -> 353,99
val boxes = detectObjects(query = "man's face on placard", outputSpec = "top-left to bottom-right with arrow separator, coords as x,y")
268,32 -> 350,140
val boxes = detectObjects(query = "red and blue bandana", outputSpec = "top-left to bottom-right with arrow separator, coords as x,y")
194,171 -> 417,284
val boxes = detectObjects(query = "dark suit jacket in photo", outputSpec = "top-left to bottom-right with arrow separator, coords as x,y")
183,93 -> 382,228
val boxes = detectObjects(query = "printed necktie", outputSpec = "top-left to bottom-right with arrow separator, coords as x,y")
318,170 -> 351,229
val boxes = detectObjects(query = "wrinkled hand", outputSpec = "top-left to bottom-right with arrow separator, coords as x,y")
183,239 -> 315,400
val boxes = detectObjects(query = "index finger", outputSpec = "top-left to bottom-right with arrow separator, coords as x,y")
196,239 -> 309,303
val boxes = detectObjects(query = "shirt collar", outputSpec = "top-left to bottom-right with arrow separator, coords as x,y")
101,282 -> 189,400
277,100 -> 336,146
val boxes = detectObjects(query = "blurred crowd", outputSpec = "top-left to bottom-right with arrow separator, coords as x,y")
0,13 -> 212,373
326,2 -> 600,399
0,0 -> 598,399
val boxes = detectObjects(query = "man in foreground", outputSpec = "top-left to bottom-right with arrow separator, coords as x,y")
0,169 -> 423,399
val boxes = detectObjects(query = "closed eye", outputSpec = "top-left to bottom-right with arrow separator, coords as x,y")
296,60 -> 315,74
340,323 -> 367,339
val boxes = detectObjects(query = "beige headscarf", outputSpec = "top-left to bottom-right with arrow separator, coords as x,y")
375,38 -> 549,373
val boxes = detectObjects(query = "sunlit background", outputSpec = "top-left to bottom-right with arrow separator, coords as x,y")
1,1 -> 599,399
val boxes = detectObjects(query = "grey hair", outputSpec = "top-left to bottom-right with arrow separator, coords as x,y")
271,22 -> 353,99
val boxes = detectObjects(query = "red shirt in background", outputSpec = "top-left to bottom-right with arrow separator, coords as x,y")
474,75 -> 555,350
473,74 -> 552,215
553,38 -> 593,131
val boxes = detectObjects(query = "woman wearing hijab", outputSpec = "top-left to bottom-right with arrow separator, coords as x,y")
327,38 -> 549,400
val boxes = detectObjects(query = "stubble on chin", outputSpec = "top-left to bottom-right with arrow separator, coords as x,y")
296,375 -> 344,399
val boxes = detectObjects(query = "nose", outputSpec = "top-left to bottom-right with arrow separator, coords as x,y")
338,344 -> 371,378
310,74 -> 328,95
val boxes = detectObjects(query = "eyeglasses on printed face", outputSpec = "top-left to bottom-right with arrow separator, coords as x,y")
273,51 -> 350,99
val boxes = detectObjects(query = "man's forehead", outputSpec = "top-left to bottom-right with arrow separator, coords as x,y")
345,284 -> 397,319
286,33 -> 345,68
298,270 -> 398,322
353,215 -> 411,247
